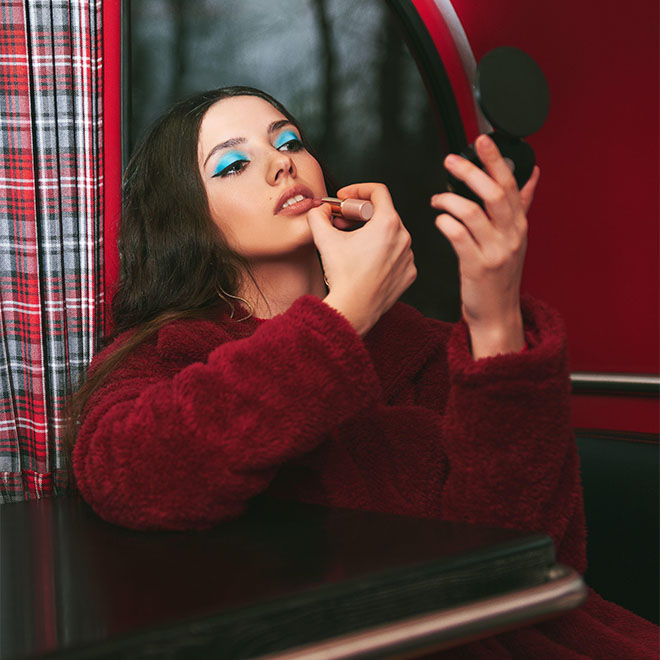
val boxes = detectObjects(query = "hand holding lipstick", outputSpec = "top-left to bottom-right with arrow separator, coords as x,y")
307,183 -> 417,336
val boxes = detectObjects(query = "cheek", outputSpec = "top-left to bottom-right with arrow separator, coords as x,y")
305,156 -> 327,191
206,180 -> 272,251
207,174 -> 249,216
207,190 -> 246,248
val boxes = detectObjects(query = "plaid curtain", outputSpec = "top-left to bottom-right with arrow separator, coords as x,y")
0,0 -> 104,501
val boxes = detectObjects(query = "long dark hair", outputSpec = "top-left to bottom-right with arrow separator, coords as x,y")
64,86 -> 318,472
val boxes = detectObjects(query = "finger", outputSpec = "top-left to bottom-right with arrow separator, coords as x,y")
337,182 -> 403,235
336,182 -> 393,207
306,204 -> 336,244
430,192 -> 493,248
434,213 -> 481,262
474,134 -> 519,204
331,214 -> 361,231
519,166 -> 540,214
444,152 -> 513,228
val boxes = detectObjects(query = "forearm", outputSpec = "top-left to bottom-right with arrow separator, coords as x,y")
74,296 -> 382,530
437,296 -> 587,572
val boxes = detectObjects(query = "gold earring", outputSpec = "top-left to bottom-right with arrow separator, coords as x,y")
216,285 -> 253,322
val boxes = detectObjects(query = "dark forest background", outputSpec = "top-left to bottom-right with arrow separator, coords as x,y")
128,0 -> 460,321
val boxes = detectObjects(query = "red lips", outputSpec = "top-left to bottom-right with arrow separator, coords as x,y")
274,185 -> 315,215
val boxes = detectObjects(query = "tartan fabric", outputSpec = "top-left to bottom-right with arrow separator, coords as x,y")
0,0 -> 103,501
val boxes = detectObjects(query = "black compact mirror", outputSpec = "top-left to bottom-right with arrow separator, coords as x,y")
446,46 -> 550,203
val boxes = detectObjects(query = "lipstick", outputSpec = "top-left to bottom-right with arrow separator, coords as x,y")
316,197 -> 374,222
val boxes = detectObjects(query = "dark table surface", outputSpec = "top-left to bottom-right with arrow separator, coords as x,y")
0,494 -> 582,659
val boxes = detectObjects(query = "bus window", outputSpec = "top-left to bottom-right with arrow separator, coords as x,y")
126,0 -> 464,321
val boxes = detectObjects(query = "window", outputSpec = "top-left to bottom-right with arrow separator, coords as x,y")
126,0 -> 464,320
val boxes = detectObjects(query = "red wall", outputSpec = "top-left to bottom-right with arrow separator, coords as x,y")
451,0 -> 659,373
416,0 -> 659,433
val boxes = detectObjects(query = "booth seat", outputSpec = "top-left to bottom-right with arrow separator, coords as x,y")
576,431 -> 659,624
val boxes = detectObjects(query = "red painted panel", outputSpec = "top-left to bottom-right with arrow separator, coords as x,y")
572,395 -> 659,437
103,0 -> 121,334
445,0 -> 659,378
410,0 -> 480,141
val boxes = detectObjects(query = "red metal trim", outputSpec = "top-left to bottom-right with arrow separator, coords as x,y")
102,0 -> 122,335
571,395 -> 660,436
410,0 -> 479,142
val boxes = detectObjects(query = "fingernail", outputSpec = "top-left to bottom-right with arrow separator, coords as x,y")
445,154 -> 460,167
477,134 -> 492,150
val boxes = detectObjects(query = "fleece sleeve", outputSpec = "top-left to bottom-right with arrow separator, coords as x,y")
430,296 -> 587,574
73,296 -> 382,531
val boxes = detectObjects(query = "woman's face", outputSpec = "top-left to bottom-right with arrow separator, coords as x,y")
198,95 -> 327,260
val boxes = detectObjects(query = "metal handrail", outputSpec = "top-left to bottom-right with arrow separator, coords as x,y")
570,372 -> 660,396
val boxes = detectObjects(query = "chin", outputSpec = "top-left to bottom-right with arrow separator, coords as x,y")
282,224 -> 316,251
244,235 -> 316,261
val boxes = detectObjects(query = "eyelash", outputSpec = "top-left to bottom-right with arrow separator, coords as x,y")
276,134 -> 303,152
212,158 -> 249,178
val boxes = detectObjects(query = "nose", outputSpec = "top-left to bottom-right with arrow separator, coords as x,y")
267,150 -> 297,185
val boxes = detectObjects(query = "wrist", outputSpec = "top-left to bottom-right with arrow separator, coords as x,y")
466,309 -> 525,359
322,291 -> 373,337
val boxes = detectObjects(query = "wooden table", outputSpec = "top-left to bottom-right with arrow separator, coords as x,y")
0,495 -> 585,659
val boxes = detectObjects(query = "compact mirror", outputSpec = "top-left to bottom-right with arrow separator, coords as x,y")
446,46 -> 550,203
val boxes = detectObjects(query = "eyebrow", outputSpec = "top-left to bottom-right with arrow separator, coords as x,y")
203,119 -> 295,168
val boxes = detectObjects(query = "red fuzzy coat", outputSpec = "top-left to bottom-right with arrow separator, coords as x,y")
73,295 -> 658,659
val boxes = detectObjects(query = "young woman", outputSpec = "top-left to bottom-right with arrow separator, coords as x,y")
69,86 -> 656,658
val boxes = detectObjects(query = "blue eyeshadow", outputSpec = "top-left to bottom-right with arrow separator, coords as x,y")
274,130 -> 300,149
213,150 -> 249,177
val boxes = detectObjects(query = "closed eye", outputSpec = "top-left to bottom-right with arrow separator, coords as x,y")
274,129 -> 303,152
212,150 -> 250,178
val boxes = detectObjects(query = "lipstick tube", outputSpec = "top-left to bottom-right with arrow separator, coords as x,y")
321,197 -> 374,222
